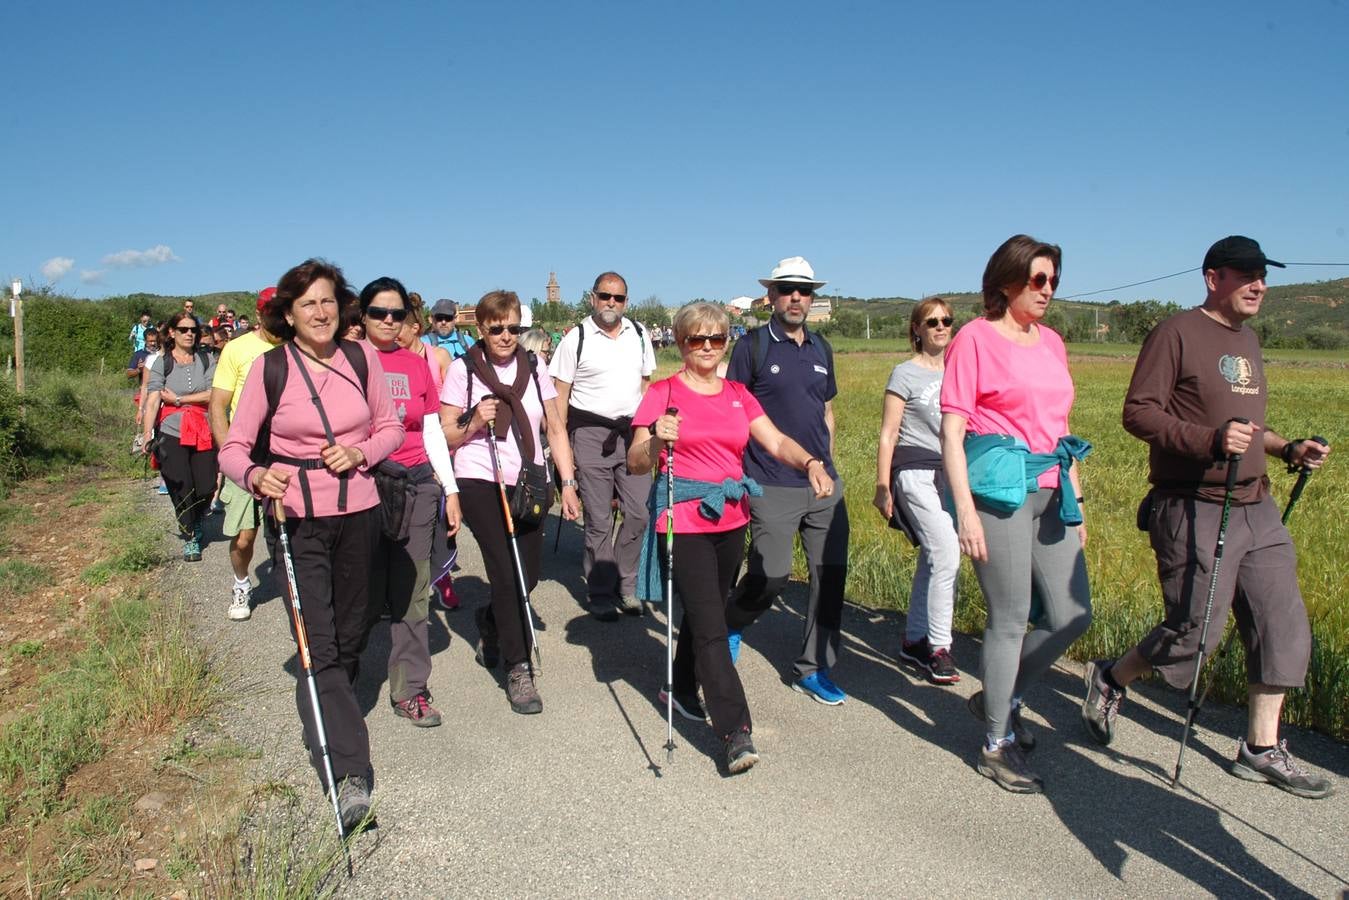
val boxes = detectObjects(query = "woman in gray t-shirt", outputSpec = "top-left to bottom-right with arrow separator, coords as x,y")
142,313 -> 218,561
874,298 -> 961,684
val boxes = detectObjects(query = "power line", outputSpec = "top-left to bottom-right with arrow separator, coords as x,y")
1059,261 -> 1349,302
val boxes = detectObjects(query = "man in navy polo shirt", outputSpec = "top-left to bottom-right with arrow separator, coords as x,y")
726,256 -> 850,705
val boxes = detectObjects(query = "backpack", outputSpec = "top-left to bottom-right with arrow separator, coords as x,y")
743,323 -> 834,390
575,317 -> 648,369
161,349 -> 212,380
251,340 -> 369,466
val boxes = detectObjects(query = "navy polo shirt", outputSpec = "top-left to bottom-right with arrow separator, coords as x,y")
725,320 -> 838,487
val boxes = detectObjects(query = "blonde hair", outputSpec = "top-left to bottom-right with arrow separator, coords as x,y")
671,301 -> 729,344
909,297 -> 953,352
519,328 -> 552,358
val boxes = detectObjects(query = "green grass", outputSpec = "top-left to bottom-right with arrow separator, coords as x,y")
79,504 -> 166,585
0,560 -> 49,598
829,350 -> 1349,739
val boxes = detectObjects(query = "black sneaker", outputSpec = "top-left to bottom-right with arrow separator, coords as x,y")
658,688 -> 708,723
1081,659 -> 1126,746
724,727 -> 759,775
967,690 -> 1035,751
474,606 -> 499,669
928,647 -> 961,685
506,662 -> 543,715
899,637 -> 932,672
977,742 -> 1043,794
1231,739 -> 1333,799
335,775 -> 372,831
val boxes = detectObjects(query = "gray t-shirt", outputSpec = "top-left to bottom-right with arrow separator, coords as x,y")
885,360 -> 943,452
146,351 -> 216,438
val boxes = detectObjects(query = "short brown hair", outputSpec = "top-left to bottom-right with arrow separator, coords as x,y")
262,258 -> 351,341
672,301 -> 729,344
981,234 -> 1062,318
475,289 -> 521,325
909,297 -> 952,352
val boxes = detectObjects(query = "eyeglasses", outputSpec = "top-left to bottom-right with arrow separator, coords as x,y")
773,283 -> 815,297
1028,272 -> 1061,291
174,326 -> 199,334
595,291 -> 627,303
484,323 -> 526,336
433,314 -> 455,322
925,316 -> 954,328
365,306 -> 409,322
683,333 -> 729,350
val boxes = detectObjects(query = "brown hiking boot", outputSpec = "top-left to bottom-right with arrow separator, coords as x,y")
506,662 -> 542,715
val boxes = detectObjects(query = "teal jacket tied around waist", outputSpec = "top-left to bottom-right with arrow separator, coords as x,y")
635,474 -> 763,602
963,433 -> 1092,525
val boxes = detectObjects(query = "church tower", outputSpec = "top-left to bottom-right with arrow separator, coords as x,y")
546,272 -> 560,304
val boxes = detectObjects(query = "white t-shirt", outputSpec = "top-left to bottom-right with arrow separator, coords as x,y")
550,317 -> 656,420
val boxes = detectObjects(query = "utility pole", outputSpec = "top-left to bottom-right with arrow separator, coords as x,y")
10,280 -> 23,395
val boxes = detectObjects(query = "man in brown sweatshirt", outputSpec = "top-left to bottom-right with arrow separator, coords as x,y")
1080,236 -> 1333,799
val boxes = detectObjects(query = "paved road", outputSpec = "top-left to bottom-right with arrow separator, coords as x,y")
179,494 -> 1347,898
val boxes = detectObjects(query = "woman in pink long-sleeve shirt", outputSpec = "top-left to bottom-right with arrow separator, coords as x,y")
218,258 -> 403,832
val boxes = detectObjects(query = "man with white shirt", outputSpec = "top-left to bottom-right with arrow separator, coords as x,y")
551,271 -> 656,620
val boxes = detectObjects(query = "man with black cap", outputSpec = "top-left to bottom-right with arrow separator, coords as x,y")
1081,236 -> 1333,799
423,299 -> 475,359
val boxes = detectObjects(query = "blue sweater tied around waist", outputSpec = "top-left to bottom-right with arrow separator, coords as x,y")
635,474 -> 763,602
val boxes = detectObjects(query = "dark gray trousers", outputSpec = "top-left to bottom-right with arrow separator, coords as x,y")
368,476 -> 439,702
572,424 -> 650,603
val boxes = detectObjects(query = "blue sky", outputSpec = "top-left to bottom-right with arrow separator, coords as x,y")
4,0 -> 1348,307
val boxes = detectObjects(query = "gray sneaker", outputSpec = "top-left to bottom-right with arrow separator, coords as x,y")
1081,659 -> 1126,746
616,595 -> 643,617
977,742 -> 1043,794
1231,739 -> 1333,799
967,690 -> 1035,751
335,775 -> 371,832
506,663 -> 543,715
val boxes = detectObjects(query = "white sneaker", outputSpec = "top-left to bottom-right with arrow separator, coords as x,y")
228,583 -> 252,621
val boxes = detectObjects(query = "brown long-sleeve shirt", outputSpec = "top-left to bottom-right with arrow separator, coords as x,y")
1122,307 -> 1269,504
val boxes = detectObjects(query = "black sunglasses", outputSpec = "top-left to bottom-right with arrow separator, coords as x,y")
433,314 -> 455,322
925,316 -> 954,328
173,325 -> 199,334
595,291 -> 627,303
365,306 -> 409,323
683,333 -> 728,350
773,283 -> 815,297
1029,272 -> 1061,291
484,324 -> 526,336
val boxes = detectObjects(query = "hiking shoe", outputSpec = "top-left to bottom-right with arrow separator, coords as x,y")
1081,659 -> 1126,746
928,647 -> 960,685
431,574 -> 459,611
977,742 -> 1043,794
506,663 -> 542,715
156,484 -> 170,496
393,691 -> 443,728
967,691 -> 1035,751
659,688 -> 709,723
724,727 -> 759,775
210,500 -> 224,515
589,599 -> 620,622
728,630 -> 743,665
1231,739 -> 1333,799
899,636 -> 932,672
335,775 -> 372,832
793,670 -> 847,705
474,606 -> 499,669
616,595 -> 642,617
228,583 -> 252,621
183,538 -> 202,562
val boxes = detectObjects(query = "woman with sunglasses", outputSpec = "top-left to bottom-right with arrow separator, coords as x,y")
439,290 -> 580,715
940,235 -> 1091,794
143,313 -> 218,561
628,302 -> 833,775
218,259 -> 404,829
874,298 -> 961,685
360,277 -> 461,728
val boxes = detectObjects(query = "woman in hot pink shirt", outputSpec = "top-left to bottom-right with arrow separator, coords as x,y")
940,235 -> 1091,796
218,259 -> 402,831
628,302 -> 832,776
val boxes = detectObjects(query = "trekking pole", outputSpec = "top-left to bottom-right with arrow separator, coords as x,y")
273,504 -> 353,876
662,407 -> 678,763
1172,419 -> 1245,790
484,419 -> 543,675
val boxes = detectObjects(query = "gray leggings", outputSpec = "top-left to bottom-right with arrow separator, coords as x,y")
972,488 -> 1092,743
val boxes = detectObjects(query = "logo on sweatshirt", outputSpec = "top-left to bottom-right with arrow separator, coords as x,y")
1218,354 -> 1260,396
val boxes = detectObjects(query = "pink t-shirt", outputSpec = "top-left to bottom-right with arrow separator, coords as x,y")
373,344 -> 437,467
941,317 -> 1074,489
440,353 -> 558,484
218,342 -> 405,517
632,375 -> 766,534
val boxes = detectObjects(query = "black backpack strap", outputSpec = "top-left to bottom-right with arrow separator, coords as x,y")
162,351 -> 174,379
631,319 -> 647,368
749,325 -> 772,390
575,320 -> 586,365
285,343 -> 352,514
337,339 -> 369,397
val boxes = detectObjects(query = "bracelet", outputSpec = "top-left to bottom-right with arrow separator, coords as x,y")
561,478 -> 578,488
1280,440 -> 1299,464
804,457 -> 823,470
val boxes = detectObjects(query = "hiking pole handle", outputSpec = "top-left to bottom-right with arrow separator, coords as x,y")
1221,417 -> 1249,492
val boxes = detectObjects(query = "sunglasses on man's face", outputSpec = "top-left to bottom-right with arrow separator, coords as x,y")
925,316 -> 954,328
594,291 -> 627,303
484,324 -> 526,336
1028,272 -> 1061,291
774,283 -> 815,297
433,314 -> 455,323
683,333 -> 728,350
365,306 -> 409,323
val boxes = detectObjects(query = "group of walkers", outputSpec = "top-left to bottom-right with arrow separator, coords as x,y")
134,234 -> 1333,833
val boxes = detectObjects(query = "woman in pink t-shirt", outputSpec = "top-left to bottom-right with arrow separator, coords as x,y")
940,235 -> 1091,795
628,302 -> 833,776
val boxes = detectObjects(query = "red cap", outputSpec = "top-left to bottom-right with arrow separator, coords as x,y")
256,286 -> 277,314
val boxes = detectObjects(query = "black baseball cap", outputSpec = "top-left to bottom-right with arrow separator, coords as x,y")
1202,235 -> 1285,271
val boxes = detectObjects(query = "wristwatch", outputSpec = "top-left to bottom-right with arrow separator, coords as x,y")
561,478 -> 578,488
